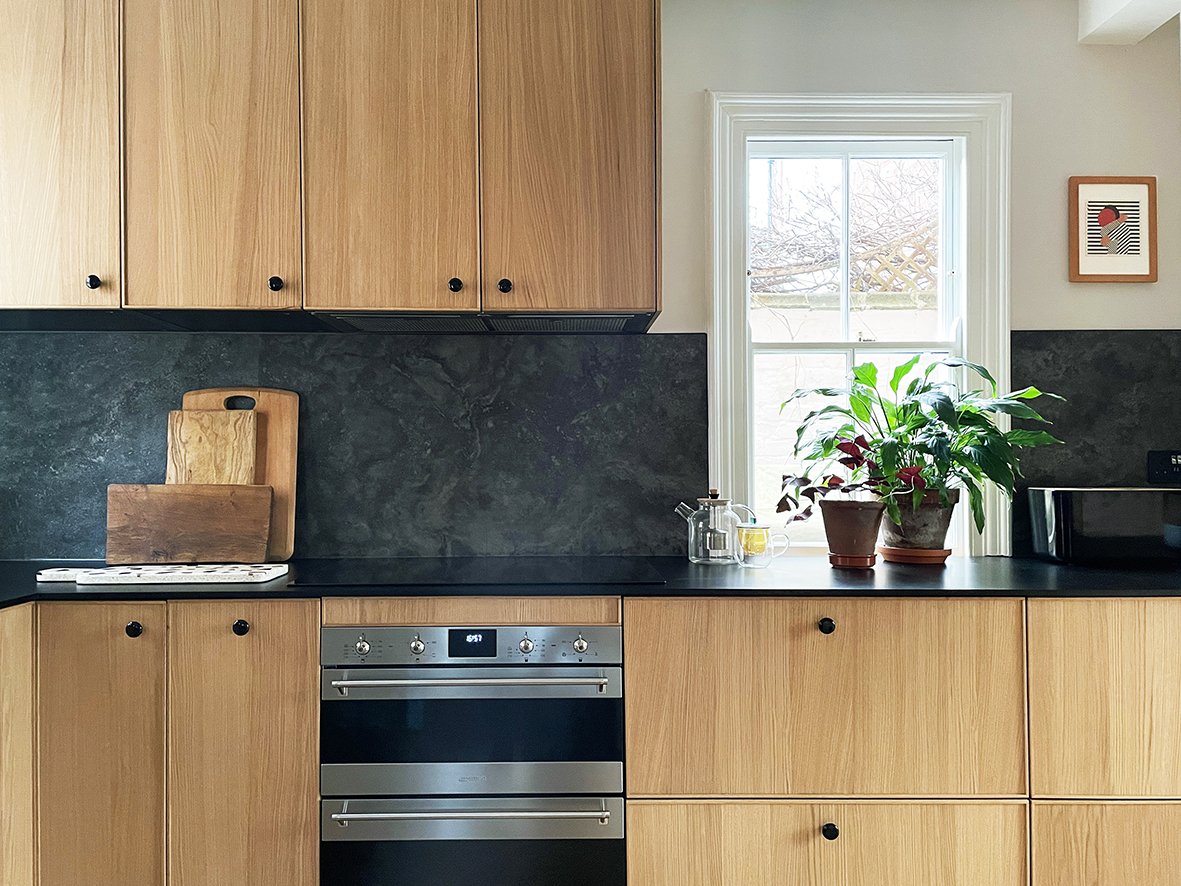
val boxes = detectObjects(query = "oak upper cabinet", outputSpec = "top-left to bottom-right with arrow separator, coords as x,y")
37,603 -> 167,886
479,0 -> 658,314
1033,802 -> 1181,886
124,0 -> 302,309
628,801 -> 1028,886
302,0 -> 480,312
0,0 -> 120,307
625,598 -> 1027,797
168,600 -> 319,886
1029,599 -> 1181,797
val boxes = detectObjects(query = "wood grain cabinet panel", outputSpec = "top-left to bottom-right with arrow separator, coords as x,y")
625,598 -> 1027,797
125,0 -> 302,308
324,596 -> 621,626
168,600 -> 319,886
0,605 -> 35,886
36,603 -> 167,886
302,0 -> 480,311
479,0 -> 658,313
1029,599 -> 1181,797
628,801 -> 1028,886
1033,802 -> 1181,886
0,0 -> 119,307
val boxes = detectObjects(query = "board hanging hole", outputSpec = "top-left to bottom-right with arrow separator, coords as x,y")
224,396 -> 257,411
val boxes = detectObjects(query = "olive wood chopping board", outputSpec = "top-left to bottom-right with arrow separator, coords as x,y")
106,485 -> 272,565
165,409 -> 257,485
181,387 -> 299,560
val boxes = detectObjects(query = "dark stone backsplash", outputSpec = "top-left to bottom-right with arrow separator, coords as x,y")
0,333 -> 707,559
1010,329 -> 1181,554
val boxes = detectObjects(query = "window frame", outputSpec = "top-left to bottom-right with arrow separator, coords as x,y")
709,94 -> 1013,556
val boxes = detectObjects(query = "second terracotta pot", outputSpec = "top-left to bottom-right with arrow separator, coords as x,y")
819,499 -> 887,569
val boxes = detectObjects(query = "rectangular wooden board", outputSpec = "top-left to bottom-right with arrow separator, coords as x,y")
166,410 -> 257,485
106,484 -> 272,565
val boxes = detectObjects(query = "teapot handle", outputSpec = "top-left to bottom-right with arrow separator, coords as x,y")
733,503 -> 757,522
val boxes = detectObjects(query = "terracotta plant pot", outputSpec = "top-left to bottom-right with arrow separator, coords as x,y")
819,499 -> 887,569
879,489 -> 960,565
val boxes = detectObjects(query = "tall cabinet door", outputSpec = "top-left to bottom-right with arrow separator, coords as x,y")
36,602 -> 167,886
125,0 -> 302,309
0,0 -> 119,307
168,600 -> 319,886
302,0 -> 480,312
479,0 -> 658,314
0,604 -> 35,886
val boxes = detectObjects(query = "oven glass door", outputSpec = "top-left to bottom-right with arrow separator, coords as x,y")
321,666 -> 624,796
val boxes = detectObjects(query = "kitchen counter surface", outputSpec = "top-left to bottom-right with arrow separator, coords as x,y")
1,555 -> 1179,609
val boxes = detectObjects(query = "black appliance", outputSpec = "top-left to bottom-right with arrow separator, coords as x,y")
1029,487 -> 1181,565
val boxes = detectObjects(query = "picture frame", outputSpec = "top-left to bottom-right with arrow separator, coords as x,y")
1069,175 -> 1158,283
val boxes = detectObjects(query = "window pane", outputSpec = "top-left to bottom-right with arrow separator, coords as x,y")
752,351 -> 848,546
748,157 -> 843,343
849,158 -> 943,342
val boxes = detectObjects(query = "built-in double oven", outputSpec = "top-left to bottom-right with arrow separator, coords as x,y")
320,623 -> 625,885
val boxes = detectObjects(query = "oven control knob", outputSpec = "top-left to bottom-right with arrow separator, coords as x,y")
518,637 -> 535,655
409,637 -> 426,656
355,639 -> 371,656
573,635 -> 589,654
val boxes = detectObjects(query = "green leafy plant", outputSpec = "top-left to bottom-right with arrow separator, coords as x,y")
777,357 -> 1064,532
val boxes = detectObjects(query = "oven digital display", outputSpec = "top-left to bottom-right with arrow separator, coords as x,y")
448,628 -> 498,658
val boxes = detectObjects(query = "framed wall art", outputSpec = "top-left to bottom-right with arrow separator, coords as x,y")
1069,175 -> 1158,283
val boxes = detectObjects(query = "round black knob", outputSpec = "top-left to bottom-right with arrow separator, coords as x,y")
497,278 -> 514,294
821,822 -> 840,841
267,276 -> 285,292
85,274 -> 102,290
448,277 -> 464,293
125,621 -> 144,639
818,617 -> 837,635
232,619 -> 251,637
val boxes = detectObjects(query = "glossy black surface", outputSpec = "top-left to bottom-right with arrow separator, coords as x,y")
320,838 -> 625,886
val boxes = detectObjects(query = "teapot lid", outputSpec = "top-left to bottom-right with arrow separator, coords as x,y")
697,487 -> 731,506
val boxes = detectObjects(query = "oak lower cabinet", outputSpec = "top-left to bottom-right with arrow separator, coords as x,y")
1033,802 -> 1181,885
628,801 -> 1028,885
1029,598 -> 1181,797
625,598 -> 1027,797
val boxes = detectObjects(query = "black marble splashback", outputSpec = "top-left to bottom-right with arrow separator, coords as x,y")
1010,329 -> 1181,554
0,333 -> 707,559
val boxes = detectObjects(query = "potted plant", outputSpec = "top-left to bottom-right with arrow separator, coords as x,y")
778,357 -> 1063,566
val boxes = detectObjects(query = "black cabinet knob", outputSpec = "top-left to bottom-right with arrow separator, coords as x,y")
818,617 -> 837,635
497,278 -> 513,294
85,274 -> 102,290
267,276 -> 285,292
125,621 -> 144,639
448,277 -> 464,293
821,822 -> 840,841
232,619 -> 251,636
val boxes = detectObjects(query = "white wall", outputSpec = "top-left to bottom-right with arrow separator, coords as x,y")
654,0 -> 1181,333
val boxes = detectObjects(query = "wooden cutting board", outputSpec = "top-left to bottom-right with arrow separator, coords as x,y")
181,388 -> 299,561
106,485 -> 272,565
166,410 -> 257,485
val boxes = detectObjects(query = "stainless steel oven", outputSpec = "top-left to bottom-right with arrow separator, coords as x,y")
320,624 -> 625,885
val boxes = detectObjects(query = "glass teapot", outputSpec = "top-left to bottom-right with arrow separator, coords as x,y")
675,489 -> 755,565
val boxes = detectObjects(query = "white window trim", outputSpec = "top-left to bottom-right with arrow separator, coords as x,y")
709,93 -> 1013,556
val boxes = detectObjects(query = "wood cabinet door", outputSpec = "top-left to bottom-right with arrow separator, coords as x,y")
168,600 -> 319,886
125,0 -> 301,308
479,0 -> 658,314
1029,599 -> 1181,797
625,598 -> 1027,797
302,0 -> 480,312
0,0 -> 119,307
0,605 -> 35,886
36,602 -> 166,886
628,801 -> 1028,886
1033,802 -> 1181,886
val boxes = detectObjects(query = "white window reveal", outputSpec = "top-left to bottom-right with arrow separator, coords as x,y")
710,95 -> 1011,555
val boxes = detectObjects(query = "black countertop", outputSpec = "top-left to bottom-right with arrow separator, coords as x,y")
1,556 -> 1179,609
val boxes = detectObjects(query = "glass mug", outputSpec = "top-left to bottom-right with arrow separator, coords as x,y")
736,523 -> 790,568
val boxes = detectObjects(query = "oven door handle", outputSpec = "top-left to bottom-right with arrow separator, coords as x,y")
331,809 -> 612,828
329,676 -> 611,697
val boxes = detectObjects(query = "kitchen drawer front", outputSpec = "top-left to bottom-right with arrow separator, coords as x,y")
627,801 -> 1028,886
1033,802 -> 1181,885
1029,599 -> 1181,797
624,598 -> 1027,797
322,596 -> 621,627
